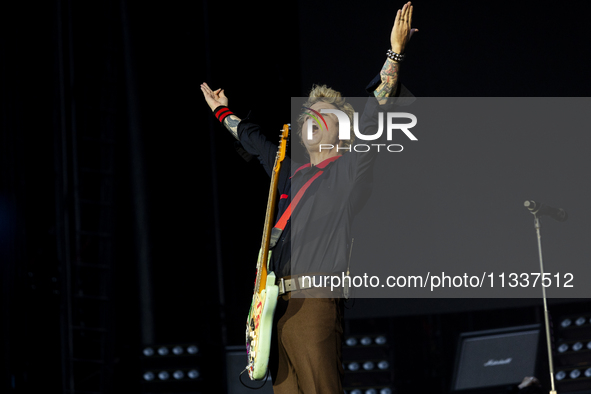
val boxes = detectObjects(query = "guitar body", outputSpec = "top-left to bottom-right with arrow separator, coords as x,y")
246,268 -> 278,380
243,124 -> 289,381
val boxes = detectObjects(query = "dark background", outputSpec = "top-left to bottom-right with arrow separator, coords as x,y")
1,0 -> 590,393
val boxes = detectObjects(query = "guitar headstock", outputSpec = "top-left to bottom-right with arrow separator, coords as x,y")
276,124 -> 290,163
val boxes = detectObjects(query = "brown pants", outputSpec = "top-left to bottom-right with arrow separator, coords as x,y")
269,290 -> 344,393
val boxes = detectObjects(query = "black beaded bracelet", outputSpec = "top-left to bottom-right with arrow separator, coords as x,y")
387,49 -> 405,62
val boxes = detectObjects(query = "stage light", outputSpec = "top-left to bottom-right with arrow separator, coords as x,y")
343,330 -> 394,391
143,372 -> 155,381
140,343 -> 203,387
576,317 -> 586,326
558,344 -> 569,353
572,342 -> 583,351
585,368 -> 591,378
158,371 -> 170,380
172,345 -> 183,355
380,389 -> 392,394
157,346 -> 169,356
556,371 -> 566,381
187,345 -> 199,354
570,369 -> 581,379
587,341 -> 591,350
173,370 -> 184,380
142,343 -> 200,358
143,347 -> 154,357
561,318 -> 572,328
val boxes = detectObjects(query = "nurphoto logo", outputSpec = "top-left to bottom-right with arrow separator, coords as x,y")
303,107 -> 418,153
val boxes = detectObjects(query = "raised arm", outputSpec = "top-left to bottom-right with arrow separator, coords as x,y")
374,2 -> 418,103
200,82 -> 241,139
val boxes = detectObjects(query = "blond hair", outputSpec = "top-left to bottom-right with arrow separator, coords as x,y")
297,84 -> 355,150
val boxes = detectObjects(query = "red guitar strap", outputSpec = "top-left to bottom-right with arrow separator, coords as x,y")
270,156 -> 341,248
274,170 -> 323,231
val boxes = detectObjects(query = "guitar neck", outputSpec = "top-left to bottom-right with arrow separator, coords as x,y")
255,155 -> 281,293
254,125 -> 289,294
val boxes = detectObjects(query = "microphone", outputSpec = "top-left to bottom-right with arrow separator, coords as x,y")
524,200 -> 568,222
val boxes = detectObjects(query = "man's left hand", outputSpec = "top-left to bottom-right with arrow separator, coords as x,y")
390,1 -> 418,54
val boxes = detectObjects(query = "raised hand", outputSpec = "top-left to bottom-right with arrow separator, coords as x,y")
201,82 -> 241,139
200,82 -> 228,111
391,1 -> 418,54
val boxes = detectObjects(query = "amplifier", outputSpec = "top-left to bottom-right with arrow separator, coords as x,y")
452,324 -> 541,392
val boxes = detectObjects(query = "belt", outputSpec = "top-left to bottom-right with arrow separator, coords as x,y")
277,274 -> 327,296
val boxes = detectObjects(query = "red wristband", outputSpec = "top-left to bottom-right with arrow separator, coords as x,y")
214,106 -> 234,123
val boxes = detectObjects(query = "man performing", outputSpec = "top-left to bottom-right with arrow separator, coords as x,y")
201,2 -> 416,392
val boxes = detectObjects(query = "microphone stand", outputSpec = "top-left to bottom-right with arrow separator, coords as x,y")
530,212 -> 557,394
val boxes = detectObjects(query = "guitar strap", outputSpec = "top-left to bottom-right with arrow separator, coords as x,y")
269,167 -> 325,249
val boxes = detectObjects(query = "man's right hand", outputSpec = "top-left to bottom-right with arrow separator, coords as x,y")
201,82 -> 241,140
201,82 -> 228,111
